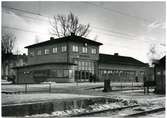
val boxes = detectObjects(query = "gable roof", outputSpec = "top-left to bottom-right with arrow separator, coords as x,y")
25,35 -> 103,48
99,53 -> 148,67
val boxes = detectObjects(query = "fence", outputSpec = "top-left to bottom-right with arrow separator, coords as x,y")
2,83 -> 52,94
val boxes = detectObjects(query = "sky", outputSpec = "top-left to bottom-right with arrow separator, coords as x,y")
2,1 -> 166,63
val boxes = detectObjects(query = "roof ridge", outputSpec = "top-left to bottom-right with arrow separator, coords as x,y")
99,53 -> 147,66
25,35 -> 102,48
99,53 -> 132,58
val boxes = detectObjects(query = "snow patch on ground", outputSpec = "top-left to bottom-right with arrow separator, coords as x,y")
25,98 -> 138,117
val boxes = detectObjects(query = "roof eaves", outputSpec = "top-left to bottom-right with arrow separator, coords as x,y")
13,62 -> 76,69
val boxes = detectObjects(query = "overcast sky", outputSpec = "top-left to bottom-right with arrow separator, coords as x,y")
2,1 -> 166,63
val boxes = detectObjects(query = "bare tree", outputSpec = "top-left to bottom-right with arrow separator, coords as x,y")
147,44 -> 162,66
2,32 -> 16,61
50,12 -> 90,37
1,32 -> 16,80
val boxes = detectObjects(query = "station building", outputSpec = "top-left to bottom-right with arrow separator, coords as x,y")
14,34 -> 148,83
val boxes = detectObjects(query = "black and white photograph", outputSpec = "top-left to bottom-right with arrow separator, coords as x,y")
1,1 -> 166,117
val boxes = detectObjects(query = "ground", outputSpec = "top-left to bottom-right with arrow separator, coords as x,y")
2,82 -> 166,117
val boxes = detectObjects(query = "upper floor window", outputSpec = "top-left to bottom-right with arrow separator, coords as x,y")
72,45 -> 78,52
44,49 -> 50,54
53,47 -> 57,53
82,47 -> 87,53
29,51 -> 34,57
62,45 -> 67,52
91,48 -> 97,54
37,50 -> 42,55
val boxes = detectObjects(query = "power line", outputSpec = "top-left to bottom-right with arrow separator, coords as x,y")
91,25 -> 136,38
2,5 -> 137,39
91,29 -> 135,41
85,2 -> 154,23
2,6 -> 50,22
2,5 -> 43,17
2,5 -> 163,43
2,25 -> 50,36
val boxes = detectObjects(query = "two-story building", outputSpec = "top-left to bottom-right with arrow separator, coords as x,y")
14,34 -> 148,84
14,34 -> 102,83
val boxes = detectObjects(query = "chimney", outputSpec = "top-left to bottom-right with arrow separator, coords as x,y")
71,32 -> 75,36
50,37 -> 54,40
114,53 -> 119,56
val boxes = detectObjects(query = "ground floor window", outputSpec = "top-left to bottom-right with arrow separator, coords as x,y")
99,69 -> 139,82
33,69 -> 71,79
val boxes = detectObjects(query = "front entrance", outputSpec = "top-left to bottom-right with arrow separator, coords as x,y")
75,70 -> 95,82
74,60 -> 96,82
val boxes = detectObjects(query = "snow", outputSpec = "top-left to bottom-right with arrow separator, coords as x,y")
26,98 -> 138,117
1,80 -> 12,85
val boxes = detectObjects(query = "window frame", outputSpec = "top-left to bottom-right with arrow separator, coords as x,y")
82,47 -> 88,53
44,49 -> 50,55
29,51 -> 35,57
91,48 -> 97,54
53,47 -> 58,53
61,45 -> 67,52
37,50 -> 42,55
72,45 -> 79,52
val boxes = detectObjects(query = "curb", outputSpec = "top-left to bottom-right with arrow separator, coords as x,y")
125,107 -> 165,117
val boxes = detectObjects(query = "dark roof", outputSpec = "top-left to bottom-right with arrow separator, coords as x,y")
25,35 -> 103,48
99,53 -> 148,67
159,56 -> 165,63
155,56 -> 166,68
13,62 -> 76,69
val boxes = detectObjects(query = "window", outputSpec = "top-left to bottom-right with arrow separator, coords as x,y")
37,50 -> 42,55
74,60 -> 78,64
50,70 -> 57,77
63,70 -> 69,77
44,49 -> 50,54
72,45 -> 78,52
157,71 -> 161,75
82,47 -> 87,53
163,70 -> 165,75
29,51 -> 34,57
57,70 -> 64,77
91,48 -> 97,54
53,47 -> 57,53
62,45 -> 67,52
104,70 -> 107,74
54,69 -> 69,77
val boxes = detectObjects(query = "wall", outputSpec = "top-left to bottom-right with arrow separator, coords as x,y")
68,42 -> 99,63
98,63 -> 147,82
155,65 -> 165,94
28,43 -> 68,65
16,64 -> 76,84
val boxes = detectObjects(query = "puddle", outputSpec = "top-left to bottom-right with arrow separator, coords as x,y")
2,96 -> 139,117
2,97 -> 120,116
